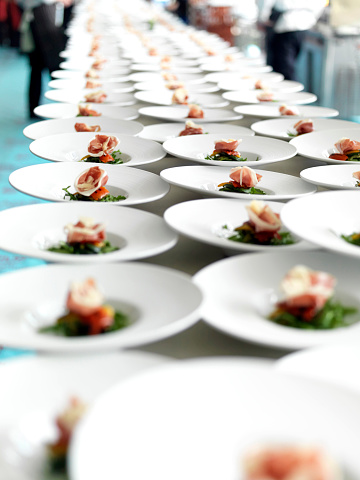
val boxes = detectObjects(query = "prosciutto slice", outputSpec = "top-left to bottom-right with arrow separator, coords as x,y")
279,265 -> 335,312
74,123 -> 101,132
74,166 -> 108,196
85,69 -> 100,79
172,87 -> 189,105
66,217 -> 106,244
78,105 -> 101,117
229,166 -> 262,188
214,139 -> 240,152
257,91 -> 274,102
335,137 -> 360,154
187,103 -> 204,118
84,90 -> 107,103
352,170 -> 360,180
243,445 -> 341,480
279,104 -> 299,116
85,80 -> 102,89
179,120 -> 204,136
66,278 -> 104,317
245,201 -> 281,233
254,79 -> 267,90
87,134 -> 119,157
166,81 -> 185,90
162,72 -> 178,81
91,57 -> 106,70
294,119 -> 314,135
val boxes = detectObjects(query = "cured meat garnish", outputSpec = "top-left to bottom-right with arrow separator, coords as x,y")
224,54 -> 234,62
165,81 -> 185,90
87,134 -> 119,157
214,139 -> 240,152
148,47 -> 158,56
352,170 -> 360,180
84,90 -> 107,103
85,69 -> 100,79
161,55 -> 171,63
245,201 -> 281,233
187,103 -> 204,118
91,57 -> 106,70
254,79 -> 267,90
205,48 -> 216,56
85,80 -> 102,89
277,265 -> 335,317
335,137 -> 360,154
65,217 -> 106,244
179,120 -> 204,136
172,87 -> 189,105
229,166 -> 262,188
162,72 -> 178,81
74,122 -> 101,132
74,166 -> 108,196
66,278 -> 104,317
243,445 -> 342,480
257,91 -> 274,102
294,119 -> 314,135
78,104 -> 101,117
279,104 -> 299,116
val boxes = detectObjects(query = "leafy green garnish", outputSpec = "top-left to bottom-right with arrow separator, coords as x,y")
227,229 -> 294,246
287,130 -> 298,137
269,299 -> 358,330
81,150 -> 123,164
48,241 -> 119,255
341,233 -> 360,246
347,151 -> 360,161
205,153 -> 248,162
62,186 -> 126,202
39,310 -> 130,337
219,183 -> 265,195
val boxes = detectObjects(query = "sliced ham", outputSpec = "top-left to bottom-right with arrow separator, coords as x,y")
179,120 -> 204,136
74,123 -> 101,132
188,103 -> 204,118
243,445 -> 341,480
87,134 -> 119,157
172,87 -> 189,105
293,119 -> 314,135
66,278 -> 104,317
335,137 -> 360,154
229,166 -> 262,188
245,201 -> 281,233
84,90 -> 107,103
214,139 -> 240,152
78,104 -> 101,117
74,166 -> 108,196
85,80 -> 102,89
66,217 -> 106,244
257,91 -> 274,102
279,104 -> 299,116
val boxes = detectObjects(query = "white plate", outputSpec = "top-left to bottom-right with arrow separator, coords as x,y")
52,67 -> 130,78
250,118 -> 359,141
0,203 -> 176,263
200,63 -> 273,73
138,106 -> 243,123
300,164 -> 360,190
70,357 -> 360,480
160,166 -> 316,200
164,198 -> 314,253
163,134 -> 297,167
205,72 -> 284,84
276,344 -> 360,395
29,133 -> 165,165
134,82 -> 219,93
9,163 -> 169,206
281,190 -> 360,259
223,90 -> 317,105
59,59 -> 130,70
289,127 -> 360,163
134,91 -> 229,108
50,72 -> 130,82
194,250 -> 360,349
23,117 -> 143,140
130,64 -> 202,74
218,79 -> 304,93
33,104 -> 139,120
128,72 -> 204,83
48,79 -> 133,90
0,262 -> 202,352
139,123 -> 253,143
45,89 -> 135,106
234,104 -> 339,119
0,352 -> 169,479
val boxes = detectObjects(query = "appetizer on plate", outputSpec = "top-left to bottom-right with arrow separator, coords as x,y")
218,166 -> 265,195
48,217 -> 119,255
205,138 -> 247,162
40,277 -> 129,336
288,119 -> 314,137
80,134 -> 122,164
83,89 -> 107,103
329,137 -> 360,161
179,120 -> 204,136
162,72 -> 178,81
279,104 -> 299,116
47,397 -> 87,473
353,170 -> 360,187
166,81 -> 185,90
256,90 -> 274,102
221,200 -> 294,246
242,444 -> 342,480
85,69 -> 100,79
85,80 -> 101,89
187,103 -> 204,118
74,122 -> 101,132
269,265 -> 357,329
92,56 -> 106,70
77,104 -> 101,117
254,79 -> 268,90
172,87 -> 189,105
63,165 -> 126,202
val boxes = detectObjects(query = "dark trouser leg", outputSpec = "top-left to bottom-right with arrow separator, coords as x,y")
28,50 -> 45,117
268,30 -> 306,81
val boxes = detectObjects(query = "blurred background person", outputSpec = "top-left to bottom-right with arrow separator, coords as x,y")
257,0 -> 326,80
